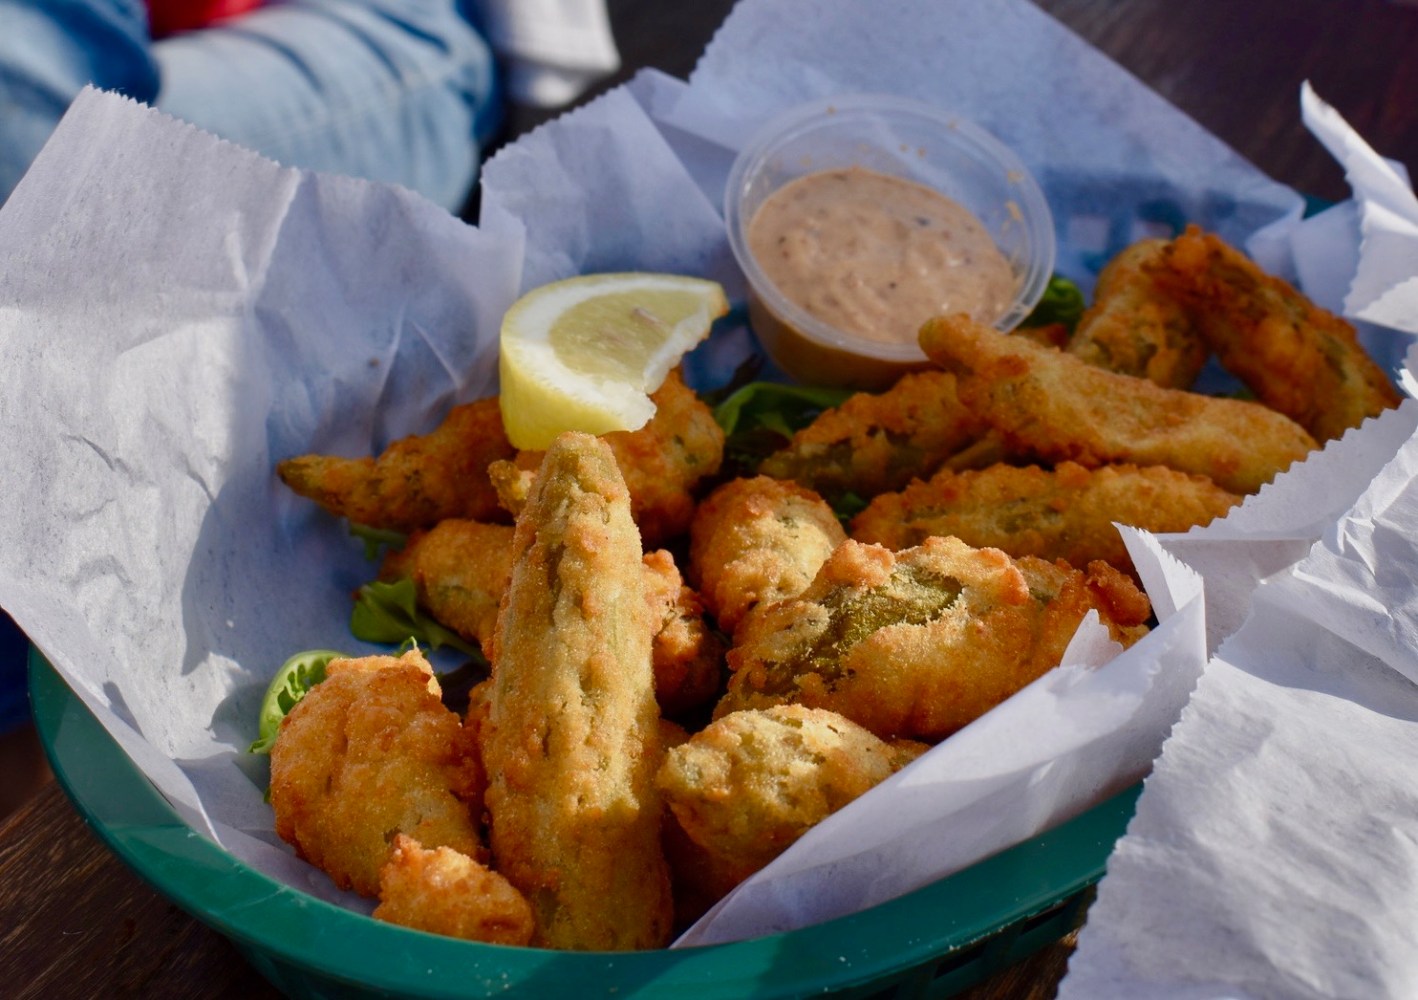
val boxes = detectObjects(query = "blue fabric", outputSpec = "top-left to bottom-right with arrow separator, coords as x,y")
0,0 -> 499,211
0,0 -> 158,198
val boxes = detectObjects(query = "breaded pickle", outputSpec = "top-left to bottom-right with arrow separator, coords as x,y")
482,432 -> 673,951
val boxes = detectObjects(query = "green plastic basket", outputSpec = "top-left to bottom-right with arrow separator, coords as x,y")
30,649 -> 1138,998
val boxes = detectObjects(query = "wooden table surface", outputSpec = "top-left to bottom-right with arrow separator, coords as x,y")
4,1 -> 1418,997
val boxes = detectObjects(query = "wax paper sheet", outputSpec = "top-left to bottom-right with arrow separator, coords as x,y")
1060,92 -> 1418,998
0,0 -> 1407,954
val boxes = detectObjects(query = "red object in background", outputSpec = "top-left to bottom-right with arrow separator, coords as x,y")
147,0 -> 264,38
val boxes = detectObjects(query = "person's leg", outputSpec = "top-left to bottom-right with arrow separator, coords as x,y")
153,0 -> 501,213
0,0 -> 159,201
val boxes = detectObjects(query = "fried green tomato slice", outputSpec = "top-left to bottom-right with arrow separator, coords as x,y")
380,519 -> 516,649
716,537 -> 1151,742
642,548 -> 727,718
688,475 -> 847,638
277,397 -> 516,532
373,834 -> 535,946
268,649 -> 486,898
1145,225 -> 1402,443
919,313 -> 1317,495
657,704 -> 922,895
851,460 -> 1240,578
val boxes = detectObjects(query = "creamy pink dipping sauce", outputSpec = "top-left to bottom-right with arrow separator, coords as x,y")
747,166 -> 1017,347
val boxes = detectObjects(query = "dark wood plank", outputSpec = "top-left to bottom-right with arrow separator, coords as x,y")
0,782 -> 280,999
1036,0 -> 1418,204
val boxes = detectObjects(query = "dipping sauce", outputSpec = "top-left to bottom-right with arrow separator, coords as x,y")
746,166 -> 1017,347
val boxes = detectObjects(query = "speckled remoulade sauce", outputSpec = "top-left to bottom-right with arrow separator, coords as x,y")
747,166 -> 1017,346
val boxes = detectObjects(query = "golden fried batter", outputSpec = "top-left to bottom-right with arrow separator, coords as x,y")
268,650 -> 485,898
277,397 -> 515,532
688,475 -> 847,638
758,369 -> 986,501
642,549 -> 726,717
374,835 -> 535,945
919,313 -> 1317,494
1146,226 -> 1401,442
851,461 -> 1240,576
1067,238 -> 1209,389
380,519 -> 515,648
482,432 -> 673,951
488,368 -> 723,547
658,705 -> 917,889
717,537 -> 1151,742
381,532 -> 720,716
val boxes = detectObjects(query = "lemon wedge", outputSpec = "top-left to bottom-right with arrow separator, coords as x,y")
498,272 -> 729,450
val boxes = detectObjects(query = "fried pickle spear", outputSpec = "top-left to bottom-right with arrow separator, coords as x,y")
268,650 -> 485,898
1066,238 -> 1209,389
487,368 -> 724,547
482,432 -> 673,951
757,369 -> 987,501
1146,226 -> 1401,442
688,475 -> 847,638
380,525 -> 721,715
642,549 -> 727,717
277,397 -> 516,532
919,314 -> 1318,494
374,835 -> 535,945
851,461 -> 1241,576
717,537 -> 1151,742
658,705 -> 923,896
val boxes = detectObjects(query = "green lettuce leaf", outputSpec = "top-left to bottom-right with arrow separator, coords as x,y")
349,522 -> 407,562
713,381 -> 856,476
1022,275 -> 1086,332
350,577 -> 478,656
248,648 -> 344,754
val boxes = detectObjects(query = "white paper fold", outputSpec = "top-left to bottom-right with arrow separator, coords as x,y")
679,534 -> 1206,945
0,90 -> 521,875
1061,402 -> 1418,998
1061,94 -> 1418,998
1251,83 -> 1418,381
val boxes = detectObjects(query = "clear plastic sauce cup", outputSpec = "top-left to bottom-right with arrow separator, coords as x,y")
724,94 -> 1056,390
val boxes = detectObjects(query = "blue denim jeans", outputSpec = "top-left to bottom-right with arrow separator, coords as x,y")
0,0 -> 501,730
0,0 -> 500,211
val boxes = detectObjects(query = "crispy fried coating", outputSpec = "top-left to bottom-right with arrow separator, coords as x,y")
1066,238 -> 1210,388
381,532 -> 720,716
1145,226 -> 1401,442
379,519 -> 515,648
1012,322 -> 1072,350
277,397 -> 516,532
919,313 -> 1318,494
482,432 -> 673,951
851,461 -> 1240,576
268,650 -> 485,898
688,475 -> 847,637
717,537 -> 1151,742
642,549 -> 726,717
658,705 -> 915,889
757,369 -> 986,501
488,368 -> 724,547
373,835 -> 535,945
